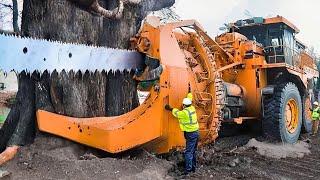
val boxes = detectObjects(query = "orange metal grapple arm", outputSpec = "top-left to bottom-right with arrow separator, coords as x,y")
36,17 -> 226,154
37,82 -> 167,153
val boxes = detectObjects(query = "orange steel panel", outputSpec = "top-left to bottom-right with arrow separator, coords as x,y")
235,68 -> 259,116
264,16 -> 300,33
37,85 -> 164,153
234,56 -> 267,117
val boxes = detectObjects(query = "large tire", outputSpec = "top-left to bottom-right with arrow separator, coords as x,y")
302,94 -> 313,133
262,82 -> 302,143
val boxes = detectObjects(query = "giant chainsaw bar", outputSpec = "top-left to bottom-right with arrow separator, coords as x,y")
0,34 -> 144,72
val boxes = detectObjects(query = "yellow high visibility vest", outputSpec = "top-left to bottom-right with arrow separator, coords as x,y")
171,93 -> 199,132
312,107 -> 320,120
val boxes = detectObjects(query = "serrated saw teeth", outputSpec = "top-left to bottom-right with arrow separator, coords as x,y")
0,34 -> 145,73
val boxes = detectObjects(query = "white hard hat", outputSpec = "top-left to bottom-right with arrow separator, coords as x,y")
183,98 -> 192,105
313,101 -> 319,106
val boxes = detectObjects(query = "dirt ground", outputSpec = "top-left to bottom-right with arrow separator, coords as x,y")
0,134 -> 173,180
1,130 -> 320,179
180,133 -> 320,180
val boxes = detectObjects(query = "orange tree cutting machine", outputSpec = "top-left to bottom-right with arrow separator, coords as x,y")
1,16 -> 319,154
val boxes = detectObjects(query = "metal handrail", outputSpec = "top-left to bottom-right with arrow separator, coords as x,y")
264,45 -> 301,66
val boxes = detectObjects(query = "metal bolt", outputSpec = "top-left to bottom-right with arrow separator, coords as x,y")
154,84 -> 160,92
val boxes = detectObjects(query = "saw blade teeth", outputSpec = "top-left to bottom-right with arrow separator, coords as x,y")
0,33 -> 144,72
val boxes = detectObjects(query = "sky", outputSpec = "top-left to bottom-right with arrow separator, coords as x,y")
174,0 -> 320,54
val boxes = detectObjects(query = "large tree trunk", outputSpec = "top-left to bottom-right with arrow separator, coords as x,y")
21,0 -> 175,47
0,0 -> 174,157
0,72 -> 36,152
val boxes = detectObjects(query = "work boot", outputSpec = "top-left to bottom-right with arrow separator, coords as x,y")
180,171 -> 191,179
191,168 -> 196,173
183,170 -> 192,176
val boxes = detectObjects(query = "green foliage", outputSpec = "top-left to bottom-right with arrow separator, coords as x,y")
0,115 -> 5,123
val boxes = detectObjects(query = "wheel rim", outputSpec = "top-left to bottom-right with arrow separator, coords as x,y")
285,99 -> 299,134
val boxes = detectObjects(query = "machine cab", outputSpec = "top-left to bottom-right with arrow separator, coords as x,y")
231,16 -> 301,65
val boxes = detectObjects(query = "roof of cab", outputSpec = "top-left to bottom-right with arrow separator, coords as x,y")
233,15 -> 300,33
264,16 -> 300,33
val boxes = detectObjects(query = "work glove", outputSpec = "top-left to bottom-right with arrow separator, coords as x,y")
165,104 -> 173,111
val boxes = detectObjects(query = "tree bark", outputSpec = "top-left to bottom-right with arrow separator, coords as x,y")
7,72 -> 36,146
21,0 -> 175,47
35,71 -> 54,112
0,72 -> 36,151
102,0 -> 175,48
106,70 -> 139,116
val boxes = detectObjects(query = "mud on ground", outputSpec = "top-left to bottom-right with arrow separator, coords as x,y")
1,132 -> 320,179
168,133 -> 319,179
1,134 -> 173,180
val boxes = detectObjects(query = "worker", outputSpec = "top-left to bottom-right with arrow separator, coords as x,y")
165,92 -> 199,175
311,101 -> 320,136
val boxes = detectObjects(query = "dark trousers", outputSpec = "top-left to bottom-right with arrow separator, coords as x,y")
184,131 -> 199,173
312,120 -> 319,135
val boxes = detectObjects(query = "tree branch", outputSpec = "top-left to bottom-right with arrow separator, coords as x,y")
122,0 -> 142,4
12,0 -> 19,32
90,0 -> 124,19
0,3 -> 13,10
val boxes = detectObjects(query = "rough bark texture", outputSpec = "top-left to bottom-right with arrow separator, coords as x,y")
21,0 -> 104,45
1,0 -> 174,152
103,0 -> 175,48
87,71 -> 107,117
21,0 -> 175,48
0,72 -> 36,151
35,71 -> 55,112
106,70 -> 139,116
